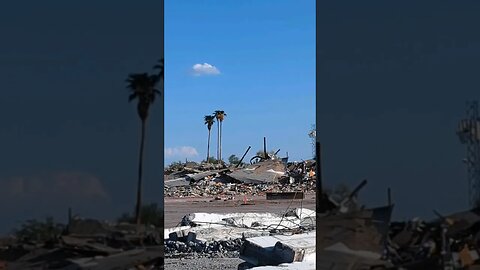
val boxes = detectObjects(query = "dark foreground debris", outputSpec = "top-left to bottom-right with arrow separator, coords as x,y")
0,218 -> 164,270
383,208 -> 480,269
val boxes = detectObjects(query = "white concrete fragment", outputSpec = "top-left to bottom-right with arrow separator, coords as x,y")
240,231 -> 316,266
165,209 -> 316,244
295,208 -> 315,220
164,225 -> 191,239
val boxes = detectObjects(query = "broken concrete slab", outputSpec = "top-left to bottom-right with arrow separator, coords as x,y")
164,177 -> 191,187
164,208 -> 316,265
239,236 -> 279,266
239,231 -> 316,266
180,211 -> 304,229
187,169 -> 230,181
227,160 -> 286,184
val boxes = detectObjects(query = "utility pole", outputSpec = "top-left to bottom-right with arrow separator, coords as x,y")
457,101 -> 480,208
308,124 -> 316,159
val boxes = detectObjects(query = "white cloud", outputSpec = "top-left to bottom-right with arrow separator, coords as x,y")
191,63 -> 220,76
165,146 -> 199,158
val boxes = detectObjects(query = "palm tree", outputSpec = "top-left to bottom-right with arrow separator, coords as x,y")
213,111 -> 221,161
153,58 -> 164,81
218,111 -> 226,162
204,115 -> 215,162
127,72 -> 161,226
213,110 -> 227,162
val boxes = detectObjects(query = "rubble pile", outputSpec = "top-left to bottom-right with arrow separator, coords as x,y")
0,218 -> 163,269
164,161 -> 226,176
164,182 -> 315,198
164,159 -> 316,198
383,208 -> 480,269
309,182 -> 480,269
163,158 -> 480,269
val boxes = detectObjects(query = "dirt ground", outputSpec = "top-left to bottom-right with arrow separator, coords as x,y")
164,257 -> 244,270
164,193 -> 316,227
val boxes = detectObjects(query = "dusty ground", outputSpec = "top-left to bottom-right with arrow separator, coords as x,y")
164,193 -> 316,227
164,257 -> 244,270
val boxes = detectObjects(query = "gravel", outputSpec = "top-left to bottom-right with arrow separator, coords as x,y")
165,238 -> 244,258
164,257 -> 244,270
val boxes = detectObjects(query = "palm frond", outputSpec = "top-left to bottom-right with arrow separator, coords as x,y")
126,72 -> 161,114
129,93 -> 138,102
204,115 -> 215,123
153,58 -> 164,69
153,59 -> 164,81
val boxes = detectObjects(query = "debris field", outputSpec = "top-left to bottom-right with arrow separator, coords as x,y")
0,218 -> 163,269
164,156 -> 480,270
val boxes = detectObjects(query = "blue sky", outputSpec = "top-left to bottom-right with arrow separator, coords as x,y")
164,0 -> 316,165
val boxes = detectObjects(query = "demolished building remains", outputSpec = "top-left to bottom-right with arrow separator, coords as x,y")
164,150 -> 480,269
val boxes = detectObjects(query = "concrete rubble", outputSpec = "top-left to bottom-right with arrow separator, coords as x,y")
164,159 -> 316,199
165,158 -> 480,269
164,208 -> 316,261
0,217 -> 163,269
164,148 -> 480,269
164,154 -> 318,269
163,156 -> 322,269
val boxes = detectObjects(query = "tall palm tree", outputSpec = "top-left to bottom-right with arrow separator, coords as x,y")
213,110 -> 227,162
204,115 -> 215,162
214,111 -> 221,161
218,111 -> 226,162
127,72 -> 160,226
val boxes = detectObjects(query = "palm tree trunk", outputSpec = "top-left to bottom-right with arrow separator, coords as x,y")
219,121 -> 222,162
207,129 -> 211,162
135,119 -> 146,226
216,120 -> 220,161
